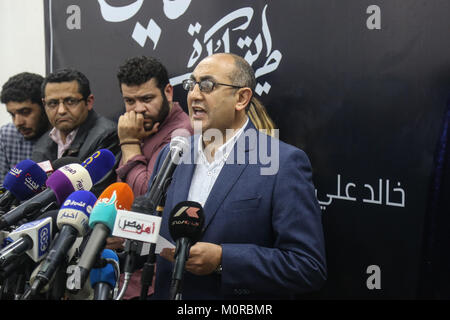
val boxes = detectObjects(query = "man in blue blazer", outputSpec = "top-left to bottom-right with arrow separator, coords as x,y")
148,53 -> 327,299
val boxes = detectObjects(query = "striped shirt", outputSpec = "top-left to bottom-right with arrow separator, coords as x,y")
0,122 -> 35,183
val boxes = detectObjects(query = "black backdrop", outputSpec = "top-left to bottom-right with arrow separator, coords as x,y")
44,0 -> 450,299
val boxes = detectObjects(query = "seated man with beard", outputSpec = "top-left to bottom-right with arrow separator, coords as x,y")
111,56 -> 193,300
115,56 -> 193,196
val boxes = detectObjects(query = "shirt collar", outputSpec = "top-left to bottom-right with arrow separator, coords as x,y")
49,127 -> 78,146
197,117 -> 249,164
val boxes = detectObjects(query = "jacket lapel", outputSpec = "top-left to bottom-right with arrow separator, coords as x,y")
201,121 -> 256,232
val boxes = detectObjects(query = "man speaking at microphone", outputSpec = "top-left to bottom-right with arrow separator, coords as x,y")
152,53 -> 327,299
107,56 -> 193,299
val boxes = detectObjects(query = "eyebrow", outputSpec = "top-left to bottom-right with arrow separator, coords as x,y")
122,93 -> 155,100
12,107 -> 32,113
190,74 -> 216,82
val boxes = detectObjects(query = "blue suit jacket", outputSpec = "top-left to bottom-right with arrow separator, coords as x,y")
147,121 -> 327,299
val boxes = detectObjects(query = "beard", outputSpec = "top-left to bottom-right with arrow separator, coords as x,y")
23,110 -> 50,141
143,94 -> 170,132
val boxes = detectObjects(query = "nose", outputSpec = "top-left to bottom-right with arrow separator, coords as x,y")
14,114 -> 25,127
188,82 -> 203,101
134,100 -> 147,114
56,101 -> 67,114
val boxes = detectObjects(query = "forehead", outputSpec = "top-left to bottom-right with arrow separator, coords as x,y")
192,55 -> 235,82
121,78 -> 160,97
6,100 -> 41,113
44,80 -> 80,97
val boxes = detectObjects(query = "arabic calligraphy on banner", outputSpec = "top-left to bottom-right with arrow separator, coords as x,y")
97,1 -> 282,96
316,174 -> 406,211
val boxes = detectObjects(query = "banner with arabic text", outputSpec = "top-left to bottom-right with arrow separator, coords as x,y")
44,0 -> 450,299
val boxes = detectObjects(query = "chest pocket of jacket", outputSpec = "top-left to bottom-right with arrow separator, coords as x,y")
228,196 -> 261,213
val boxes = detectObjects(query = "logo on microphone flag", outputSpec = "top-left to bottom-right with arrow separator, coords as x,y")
173,206 -> 200,219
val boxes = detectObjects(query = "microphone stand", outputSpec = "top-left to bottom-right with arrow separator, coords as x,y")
139,143 -> 185,300
139,203 -> 164,300
168,238 -> 191,300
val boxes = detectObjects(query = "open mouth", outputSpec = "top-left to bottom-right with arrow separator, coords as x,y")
192,106 -> 207,119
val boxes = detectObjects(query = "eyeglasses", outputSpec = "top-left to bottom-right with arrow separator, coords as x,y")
44,97 -> 84,109
182,79 -> 244,93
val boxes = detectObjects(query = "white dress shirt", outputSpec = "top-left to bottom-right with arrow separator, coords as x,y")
187,118 -> 249,207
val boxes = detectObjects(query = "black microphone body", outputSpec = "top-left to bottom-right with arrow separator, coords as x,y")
0,254 -> 31,283
0,209 -> 59,271
169,237 -> 191,300
147,137 -> 188,213
122,197 -> 154,276
167,201 -> 205,300
31,224 -> 78,295
0,189 -> 56,230
76,223 -> 110,288
0,236 -> 33,269
94,282 -> 113,300
140,137 -> 188,299
0,190 -> 18,212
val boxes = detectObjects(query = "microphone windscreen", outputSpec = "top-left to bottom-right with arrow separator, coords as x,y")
89,182 -> 134,231
57,190 -> 97,236
170,135 -> 190,150
90,249 -> 119,287
169,136 -> 190,164
81,149 -> 115,185
45,164 -> 92,205
130,195 -> 153,213
52,156 -> 82,171
3,159 -> 47,200
168,201 -> 205,242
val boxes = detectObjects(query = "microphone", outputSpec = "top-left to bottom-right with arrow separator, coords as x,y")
115,196 -> 159,275
0,159 -> 48,211
73,182 -> 134,291
0,149 -> 115,230
90,249 -> 119,300
146,136 -> 189,213
30,190 -> 97,296
168,201 -> 204,300
37,156 -> 83,177
0,212 -> 57,269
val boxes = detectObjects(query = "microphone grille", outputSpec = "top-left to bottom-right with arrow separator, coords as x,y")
170,136 -> 189,152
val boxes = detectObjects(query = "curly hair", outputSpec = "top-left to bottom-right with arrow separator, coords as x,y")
1,72 -> 45,107
117,56 -> 169,93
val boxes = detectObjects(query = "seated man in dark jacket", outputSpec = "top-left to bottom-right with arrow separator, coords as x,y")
32,68 -> 120,196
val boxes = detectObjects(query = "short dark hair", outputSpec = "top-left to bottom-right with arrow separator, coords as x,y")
1,72 -> 45,107
117,56 -> 169,92
42,68 -> 91,100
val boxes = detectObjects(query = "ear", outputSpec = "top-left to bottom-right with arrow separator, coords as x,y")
86,94 -> 94,111
235,87 -> 253,111
163,83 -> 174,103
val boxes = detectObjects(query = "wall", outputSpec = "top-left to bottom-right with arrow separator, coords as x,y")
0,0 -> 46,126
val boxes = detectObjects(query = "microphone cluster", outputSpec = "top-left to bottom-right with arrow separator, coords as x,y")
0,136 -> 200,300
